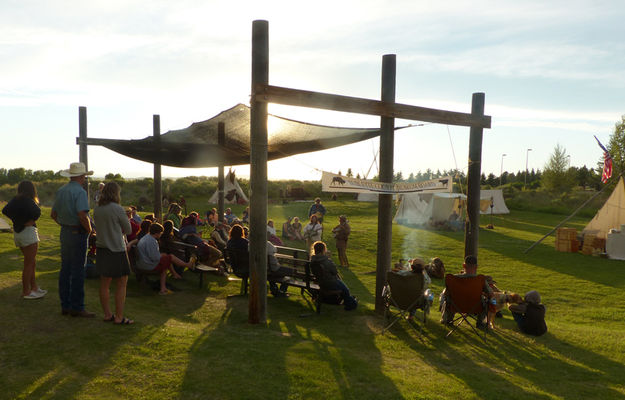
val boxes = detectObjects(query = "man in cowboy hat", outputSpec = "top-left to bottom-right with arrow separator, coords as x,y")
51,162 -> 95,318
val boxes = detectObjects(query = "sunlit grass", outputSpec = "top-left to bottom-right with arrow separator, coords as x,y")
0,201 -> 624,399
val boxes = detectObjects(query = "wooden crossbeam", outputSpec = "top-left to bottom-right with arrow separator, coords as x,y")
253,84 -> 491,129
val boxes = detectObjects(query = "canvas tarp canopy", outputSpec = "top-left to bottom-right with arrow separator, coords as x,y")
394,192 -> 492,226
583,177 -> 625,239
208,169 -> 249,204
479,189 -> 510,215
85,104 -> 398,168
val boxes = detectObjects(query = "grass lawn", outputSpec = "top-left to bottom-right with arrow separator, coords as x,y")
1,200 -> 624,399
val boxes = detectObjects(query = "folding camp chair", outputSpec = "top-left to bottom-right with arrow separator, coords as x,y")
443,273 -> 489,341
382,271 -> 430,335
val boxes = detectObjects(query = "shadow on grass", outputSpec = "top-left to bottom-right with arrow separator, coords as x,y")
478,227 -> 625,289
387,314 -> 625,399
0,254 -> 213,399
179,292 -> 403,399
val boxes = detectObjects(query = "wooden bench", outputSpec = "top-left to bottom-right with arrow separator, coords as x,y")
273,246 -> 342,313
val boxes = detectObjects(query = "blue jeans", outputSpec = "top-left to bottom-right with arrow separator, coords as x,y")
326,280 -> 358,310
59,226 -> 88,311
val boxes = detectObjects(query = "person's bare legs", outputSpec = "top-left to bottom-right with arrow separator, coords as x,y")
99,276 -> 113,319
159,270 -> 168,293
171,254 -> 192,269
20,242 -> 39,296
114,276 -> 129,322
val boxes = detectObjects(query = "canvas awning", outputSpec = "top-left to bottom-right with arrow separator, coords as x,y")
82,104 -> 400,168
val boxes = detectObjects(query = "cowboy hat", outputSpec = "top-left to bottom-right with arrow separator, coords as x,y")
60,162 -> 94,177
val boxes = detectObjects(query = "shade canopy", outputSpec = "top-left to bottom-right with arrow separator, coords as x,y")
88,104 -> 394,168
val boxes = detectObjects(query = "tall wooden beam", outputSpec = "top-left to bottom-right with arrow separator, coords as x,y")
217,122 -> 226,225
153,115 -> 162,221
249,19 -> 269,325
78,106 -> 89,197
464,93 -> 486,259
254,84 -> 491,129
375,54 -> 396,314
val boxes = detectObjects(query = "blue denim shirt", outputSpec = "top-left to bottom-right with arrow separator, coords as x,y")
52,181 -> 90,226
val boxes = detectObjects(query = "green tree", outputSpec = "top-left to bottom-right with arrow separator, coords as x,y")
542,144 -> 575,192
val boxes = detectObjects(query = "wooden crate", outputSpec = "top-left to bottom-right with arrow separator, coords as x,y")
557,227 -> 577,241
556,238 -> 579,253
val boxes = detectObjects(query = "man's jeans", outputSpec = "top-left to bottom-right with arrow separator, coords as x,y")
59,226 -> 88,311
326,280 -> 358,310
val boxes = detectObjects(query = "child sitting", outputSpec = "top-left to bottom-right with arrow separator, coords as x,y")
508,290 -> 547,336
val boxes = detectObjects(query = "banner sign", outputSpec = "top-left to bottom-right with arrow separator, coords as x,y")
321,171 -> 453,194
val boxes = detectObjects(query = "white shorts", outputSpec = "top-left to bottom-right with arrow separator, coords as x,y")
14,226 -> 39,248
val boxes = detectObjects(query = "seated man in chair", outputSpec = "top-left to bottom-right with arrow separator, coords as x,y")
440,255 -> 492,327
310,241 -> 358,311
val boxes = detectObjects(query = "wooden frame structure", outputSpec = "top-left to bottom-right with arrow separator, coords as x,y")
249,20 -> 491,321
76,19 -> 491,324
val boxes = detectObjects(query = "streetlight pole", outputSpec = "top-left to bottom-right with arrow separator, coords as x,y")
525,148 -> 532,188
500,153 -> 507,187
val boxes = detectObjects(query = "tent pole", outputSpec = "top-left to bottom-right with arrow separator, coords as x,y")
249,20 -> 269,324
464,93 -> 485,259
78,106 -> 90,199
153,115 -> 162,221
217,122 -> 225,224
524,181 -> 615,254
375,54 -> 396,314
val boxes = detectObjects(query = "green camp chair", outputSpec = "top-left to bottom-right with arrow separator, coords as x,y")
382,271 -> 430,335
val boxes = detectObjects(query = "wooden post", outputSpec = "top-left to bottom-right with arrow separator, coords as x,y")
217,122 -> 226,224
78,106 -> 90,197
153,115 -> 162,221
464,93 -> 485,259
375,54 -> 396,314
249,20 -> 269,324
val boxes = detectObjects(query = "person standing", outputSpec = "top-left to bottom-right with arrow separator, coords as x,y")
303,214 -> 323,254
2,181 -> 45,299
332,215 -> 351,267
94,182 -> 134,324
51,162 -> 95,317
308,197 -> 327,223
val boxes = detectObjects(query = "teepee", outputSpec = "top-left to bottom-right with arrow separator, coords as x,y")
208,169 -> 249,205
583,177 -> 625,239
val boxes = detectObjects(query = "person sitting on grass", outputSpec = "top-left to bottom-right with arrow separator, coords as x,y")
282,217 -> 296,240
291,216 -> 304,240
508,290 -> 547,336
136,222 -> 196,295
310,241 -> 358,311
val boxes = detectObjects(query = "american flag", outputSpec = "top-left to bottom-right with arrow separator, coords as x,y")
594,135 -> 613,183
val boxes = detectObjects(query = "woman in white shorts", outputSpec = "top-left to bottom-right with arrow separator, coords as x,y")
2,181 -> 45,299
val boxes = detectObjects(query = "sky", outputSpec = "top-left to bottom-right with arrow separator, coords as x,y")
1,0 -> 625,181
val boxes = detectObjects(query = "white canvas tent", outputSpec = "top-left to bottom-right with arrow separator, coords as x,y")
0,216 -> 11,232
208,169 -> 249,204
395,192 -> 492,226
583,177 -> 625,239
394,192 -> 466,226
479,189 -> 510,215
